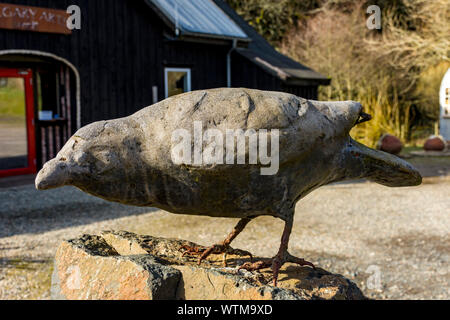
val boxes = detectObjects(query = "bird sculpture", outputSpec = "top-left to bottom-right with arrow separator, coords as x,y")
36,88 -> 422,286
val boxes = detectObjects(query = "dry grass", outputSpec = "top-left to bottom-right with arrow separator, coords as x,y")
279,0 -> 450,146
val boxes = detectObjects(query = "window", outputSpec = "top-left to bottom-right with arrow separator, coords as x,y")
165,68 -> 191,98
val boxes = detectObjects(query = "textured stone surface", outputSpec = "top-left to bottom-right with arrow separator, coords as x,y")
36,88 -> 421,223
51,235 -> 181,300
377,134 -> 403,155
424,136 -> 446,151
52,231 -> 367,300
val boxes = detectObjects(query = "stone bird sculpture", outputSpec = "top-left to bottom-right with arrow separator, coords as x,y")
36,88 -> 422,286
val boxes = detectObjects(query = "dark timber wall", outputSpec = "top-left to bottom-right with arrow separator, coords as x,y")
0,0 -> 318,128
230,52 -> 318,100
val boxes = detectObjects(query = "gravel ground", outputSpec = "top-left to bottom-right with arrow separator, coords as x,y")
0,175 -> 449,300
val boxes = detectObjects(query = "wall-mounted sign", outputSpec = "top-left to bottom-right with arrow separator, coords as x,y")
439,68 -> 450,140
0,3 -> 71,35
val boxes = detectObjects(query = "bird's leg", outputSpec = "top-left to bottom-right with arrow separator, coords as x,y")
238,219 -> 315,286
180,218 -> 253,266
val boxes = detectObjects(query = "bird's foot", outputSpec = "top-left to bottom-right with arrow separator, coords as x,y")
180,244 -> 207,256
180,244 -> 252,267
238,252 -> 315,287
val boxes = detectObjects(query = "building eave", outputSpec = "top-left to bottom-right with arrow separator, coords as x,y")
235,49 -> 330,86
144,0 -> 251,45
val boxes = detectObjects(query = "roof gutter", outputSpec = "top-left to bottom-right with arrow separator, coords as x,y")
227,39 -> 237,88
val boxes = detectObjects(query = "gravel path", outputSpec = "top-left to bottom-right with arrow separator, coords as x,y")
0,176 -> 449,300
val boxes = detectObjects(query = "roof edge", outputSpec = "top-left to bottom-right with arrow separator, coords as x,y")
144,0 -> 251,43
235,49 -> 331,85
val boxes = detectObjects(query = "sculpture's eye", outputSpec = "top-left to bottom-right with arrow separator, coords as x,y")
94,150 -> 120,172
91,152 -> 111,174
96,151 -> 113,165
355,112 -> 372,125
74,151 -> 89,163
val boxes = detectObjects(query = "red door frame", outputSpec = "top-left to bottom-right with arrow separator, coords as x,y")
0,68 -> 37,178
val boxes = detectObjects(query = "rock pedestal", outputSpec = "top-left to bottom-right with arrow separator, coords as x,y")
52,231 -> 367,300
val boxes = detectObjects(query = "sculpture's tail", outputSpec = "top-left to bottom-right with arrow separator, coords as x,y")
341,139 -> 422,187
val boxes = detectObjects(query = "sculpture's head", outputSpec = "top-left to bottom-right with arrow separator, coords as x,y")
319,101 -> 423,187
307,100 -> 370,139
305,100 -> 421,187
340,138 -> 422,187
35,119 -> 144,200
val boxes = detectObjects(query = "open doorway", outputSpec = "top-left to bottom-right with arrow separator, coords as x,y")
0,52 -> 79,178
0,68 -> 36,177
35,65 -> 75,170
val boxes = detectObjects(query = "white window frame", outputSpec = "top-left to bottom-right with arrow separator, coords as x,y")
164,67 -> 192,98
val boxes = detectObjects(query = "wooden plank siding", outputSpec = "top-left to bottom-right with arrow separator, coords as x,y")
0,0 -> 319,129
0,0 -> 165,125
230,51 -> 318,100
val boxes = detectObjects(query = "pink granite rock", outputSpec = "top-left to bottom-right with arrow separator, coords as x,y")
424,136 -> 446,151
377,134 -> 403,155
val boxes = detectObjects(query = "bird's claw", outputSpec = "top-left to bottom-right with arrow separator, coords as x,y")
238,253 -> 315,287
180,244 -> 207,257
287,254 -> 316,270
238,260 -> 271,272
180,244 -> 252,267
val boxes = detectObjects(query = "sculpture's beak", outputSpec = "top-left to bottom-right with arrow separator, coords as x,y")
345,139 -> 422,187
355,112 -> 372,125
35,159 -> 70,190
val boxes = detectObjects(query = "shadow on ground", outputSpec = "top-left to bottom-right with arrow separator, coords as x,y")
0,185 -> 155,238
0,257 -> 51,270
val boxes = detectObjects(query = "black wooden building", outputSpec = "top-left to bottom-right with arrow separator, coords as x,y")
0,0 -> 329,178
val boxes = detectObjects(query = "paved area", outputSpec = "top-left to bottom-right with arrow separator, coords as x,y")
0,123 -> 28,171
0,124 -> 27,158
0,175 -> 448,300
406,155 -> 450,177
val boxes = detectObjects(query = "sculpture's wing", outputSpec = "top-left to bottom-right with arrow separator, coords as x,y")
134,88 -> 365,167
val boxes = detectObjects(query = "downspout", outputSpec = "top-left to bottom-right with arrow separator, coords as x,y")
174,2 -> 180,37
227,39 -> 237,88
